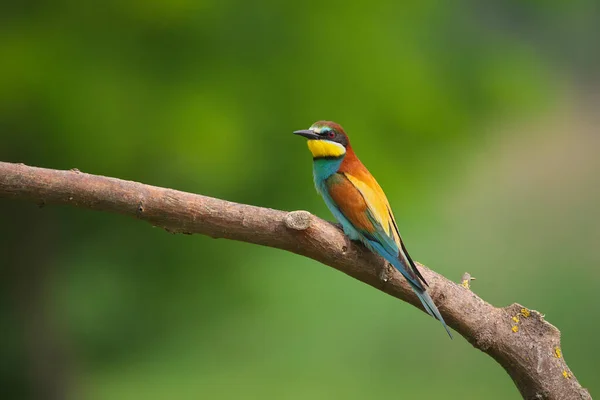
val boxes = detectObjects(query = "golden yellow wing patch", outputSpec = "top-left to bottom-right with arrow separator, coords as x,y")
344,173 -> 401,245
307,140 -> 346,158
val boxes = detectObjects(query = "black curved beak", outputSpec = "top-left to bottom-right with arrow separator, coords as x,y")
293,129 -> 320,140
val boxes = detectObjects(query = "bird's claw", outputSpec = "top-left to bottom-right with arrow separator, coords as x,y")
331,222 -> 344,231
379,263 -> 390,283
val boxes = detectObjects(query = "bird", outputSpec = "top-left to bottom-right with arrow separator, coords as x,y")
293,120 -> 452,338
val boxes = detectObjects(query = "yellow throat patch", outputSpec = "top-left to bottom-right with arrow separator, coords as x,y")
307,140 -> 346,158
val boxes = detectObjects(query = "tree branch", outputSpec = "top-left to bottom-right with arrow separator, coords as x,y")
0,161 -> 591,400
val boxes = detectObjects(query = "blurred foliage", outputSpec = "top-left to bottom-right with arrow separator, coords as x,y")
1,0 -> 599,399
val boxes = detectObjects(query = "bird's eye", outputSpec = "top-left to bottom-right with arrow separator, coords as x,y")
327,131 -> 335,139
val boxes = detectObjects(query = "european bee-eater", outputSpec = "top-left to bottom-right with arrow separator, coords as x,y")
294,121 -> 452,338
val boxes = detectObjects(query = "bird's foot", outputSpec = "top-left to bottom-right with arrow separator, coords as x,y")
379,263 -> 390,283
331,222 -> 344,231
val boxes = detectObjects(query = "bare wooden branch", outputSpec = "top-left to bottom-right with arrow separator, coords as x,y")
0,161 -> 591,400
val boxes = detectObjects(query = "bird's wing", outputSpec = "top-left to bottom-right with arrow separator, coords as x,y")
324,173 -> 376,234
329,172 -> 428,289
343,173 -> 399,244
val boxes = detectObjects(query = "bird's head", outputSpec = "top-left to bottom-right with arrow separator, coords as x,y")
293,121 -> 350,159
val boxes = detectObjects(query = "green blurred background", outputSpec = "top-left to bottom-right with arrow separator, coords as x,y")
1,1 -> 599,399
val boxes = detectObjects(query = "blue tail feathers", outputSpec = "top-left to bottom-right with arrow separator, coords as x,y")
409,281 -> 453,339
345,225 -> 452,338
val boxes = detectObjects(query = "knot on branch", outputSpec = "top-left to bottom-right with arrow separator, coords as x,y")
284,210 -> 313,231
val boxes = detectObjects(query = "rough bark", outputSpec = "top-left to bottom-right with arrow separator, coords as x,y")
0,161 -> 592,400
